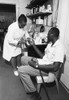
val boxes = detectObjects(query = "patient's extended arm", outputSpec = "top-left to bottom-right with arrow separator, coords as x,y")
29,40 -> 45,58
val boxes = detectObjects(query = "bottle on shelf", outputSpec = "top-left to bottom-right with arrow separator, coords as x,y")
36,16 -> 43,25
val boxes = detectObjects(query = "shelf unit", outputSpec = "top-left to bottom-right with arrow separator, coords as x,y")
26,0 -> 48,9
26,0 -> 52,26
27,11 -> 52,20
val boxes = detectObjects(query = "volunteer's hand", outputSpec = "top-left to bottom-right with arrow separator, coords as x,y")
16,42 -> 21,47
27,38 -> 35,45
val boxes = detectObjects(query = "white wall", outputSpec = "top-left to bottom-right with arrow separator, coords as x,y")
19,0 -> 31,24
57,0 -> 69,89
19,0 -> 30,15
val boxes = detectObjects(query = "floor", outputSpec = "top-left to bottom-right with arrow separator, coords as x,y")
0,52 -> 69,100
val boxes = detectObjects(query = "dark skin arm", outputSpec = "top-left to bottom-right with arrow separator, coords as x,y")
29,59 -> 61,73
32,44 -> 44,58
37,62 -> 61,73
29,39 -> 44,58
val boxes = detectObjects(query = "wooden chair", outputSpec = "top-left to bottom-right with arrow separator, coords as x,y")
36,55 -> 66,93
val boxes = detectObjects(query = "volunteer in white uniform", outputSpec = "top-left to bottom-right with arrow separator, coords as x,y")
3,14 -> 29,76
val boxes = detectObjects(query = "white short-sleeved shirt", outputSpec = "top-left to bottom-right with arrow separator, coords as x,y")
37,39 -> 65,65
3,22 -> 29,61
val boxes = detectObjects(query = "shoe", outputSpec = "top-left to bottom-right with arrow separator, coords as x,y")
27,91 -> 41,100
25,94 -> 32,100
32,92 -> 41,100
17,66 -> 19,69
13,70 -> 19,76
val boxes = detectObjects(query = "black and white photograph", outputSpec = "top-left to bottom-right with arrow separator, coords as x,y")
0,0 -> 69,100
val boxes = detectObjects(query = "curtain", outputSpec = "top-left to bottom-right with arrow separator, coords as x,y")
52,0 -> 59,27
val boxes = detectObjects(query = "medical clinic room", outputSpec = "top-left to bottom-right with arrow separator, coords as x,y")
0,0 -> 69,100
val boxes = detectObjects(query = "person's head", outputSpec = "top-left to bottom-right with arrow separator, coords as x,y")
18,14 -> 27,29
47,27 -> 60,44
40,25 -> 45,32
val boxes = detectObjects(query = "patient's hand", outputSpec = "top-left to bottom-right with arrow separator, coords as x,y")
27,38 -> 35,45
28,59 -> 38,69
31,57 -> 38,63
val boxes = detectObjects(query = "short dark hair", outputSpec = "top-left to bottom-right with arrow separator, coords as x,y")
18,14 -> 27,23
40,25 -> 45,32
49,27 -> 60,38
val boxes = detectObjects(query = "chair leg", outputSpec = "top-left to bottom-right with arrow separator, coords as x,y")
54,77 -> 59,94
37,83 -> 41,93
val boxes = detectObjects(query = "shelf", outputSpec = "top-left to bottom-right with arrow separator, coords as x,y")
27,12 -> 52,19
26,0 -> 48,9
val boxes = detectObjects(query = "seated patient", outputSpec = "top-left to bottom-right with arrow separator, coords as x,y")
18,27 -> 65,100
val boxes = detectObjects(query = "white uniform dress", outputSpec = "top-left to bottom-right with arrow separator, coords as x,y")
3,22 -> 29,61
